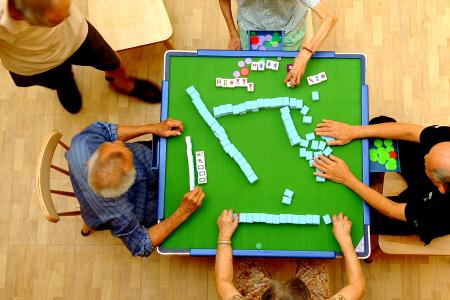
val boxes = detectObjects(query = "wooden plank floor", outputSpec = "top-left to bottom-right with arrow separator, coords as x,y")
0,0 -> 448,299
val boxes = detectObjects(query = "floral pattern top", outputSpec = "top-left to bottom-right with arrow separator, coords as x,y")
226,259 -> 346,300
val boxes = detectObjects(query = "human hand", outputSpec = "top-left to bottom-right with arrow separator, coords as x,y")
153,118 -> 184,137
228,34 -> 242,50
217,209 -> 239,240
315,120 -> 356,146
176,187 -> 205,218
332,213 -> 352,244
313,154 -> 355,185
284,52 -> 310,87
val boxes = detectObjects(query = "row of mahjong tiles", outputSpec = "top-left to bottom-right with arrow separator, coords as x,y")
186,85 -> 335,184
212,95 -> 319,119
186,86 -> 258,183
235,213 -> 333,225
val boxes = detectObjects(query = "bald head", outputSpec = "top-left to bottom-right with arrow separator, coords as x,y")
12,0 -> 70,27
425,142 -> 450,194
87,142 -> 136,199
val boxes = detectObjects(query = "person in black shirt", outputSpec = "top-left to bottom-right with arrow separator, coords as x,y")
313,117 -> 449,244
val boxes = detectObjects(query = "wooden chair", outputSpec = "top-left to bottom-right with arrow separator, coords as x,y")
379,234 -> 450,255
369,173 -> 450,258
36,131 -> 91,236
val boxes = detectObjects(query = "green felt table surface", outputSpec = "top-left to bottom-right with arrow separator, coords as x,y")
161,54 -> 364,253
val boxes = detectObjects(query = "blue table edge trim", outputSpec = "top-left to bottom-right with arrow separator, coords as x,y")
359,53 -> 371,258
159,51 -> 371,258
157,80 -> 169,219
197,49 -> 336,58
362,84 -> 370,225
157,248 -> 337,258
164,50 -> 197,80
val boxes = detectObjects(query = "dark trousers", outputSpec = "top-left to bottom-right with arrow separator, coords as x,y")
9,22 -> 120,91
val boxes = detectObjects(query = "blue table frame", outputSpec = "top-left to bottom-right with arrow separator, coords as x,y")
157,50 -> 371,258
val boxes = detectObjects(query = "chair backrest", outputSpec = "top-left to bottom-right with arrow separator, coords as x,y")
379,234 -> 450,255
36,131 -> 76,223
372,173 -> 450,255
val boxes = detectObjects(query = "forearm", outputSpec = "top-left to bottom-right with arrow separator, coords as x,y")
345,176 -> 406,221
147,210 -> 188,247
303,3 -> 337,52
215,243 -> 236,297
218,0 -> 239,36
351,123 -> 424,143
341,238 -> 364,287
337,237 -> 365,300
117,124 -> 157,142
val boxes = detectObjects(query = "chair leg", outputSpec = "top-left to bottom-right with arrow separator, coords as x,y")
370,172 -> 385,192
365,235 -> 383,263
81,223 -> 92,237
366,173 -> 386,263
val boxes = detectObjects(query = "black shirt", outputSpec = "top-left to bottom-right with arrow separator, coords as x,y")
404,125 -> 450,244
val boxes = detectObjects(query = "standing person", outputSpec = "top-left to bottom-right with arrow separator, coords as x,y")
0,0 -> 161,114
218,0 -> 337,87
215,210 -> 365,300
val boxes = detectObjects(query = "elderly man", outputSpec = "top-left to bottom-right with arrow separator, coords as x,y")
66,119 -> 205,256
0,0 -> 160,114
313,117 -> 450,244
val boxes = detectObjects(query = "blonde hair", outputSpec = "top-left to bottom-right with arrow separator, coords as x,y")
87,149 -> 136,199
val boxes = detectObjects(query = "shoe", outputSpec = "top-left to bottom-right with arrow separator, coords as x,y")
106,76 -> 161,103
56,80 -> 82,114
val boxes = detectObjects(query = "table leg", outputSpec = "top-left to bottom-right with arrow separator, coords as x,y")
163,39 -> 175,50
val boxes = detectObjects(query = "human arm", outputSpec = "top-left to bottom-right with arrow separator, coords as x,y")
117,118 -> 184,142
148,187 -> 205,246
285,1 -> 337,87
315,119 -> 425,146
215,210 -> 242,300
112,187 -> 205,256
332,213 -> 365,300
313,155 -> 407,221
218,0 -> 242,50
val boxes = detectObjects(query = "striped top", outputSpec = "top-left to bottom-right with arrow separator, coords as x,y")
66,122 -> 158,257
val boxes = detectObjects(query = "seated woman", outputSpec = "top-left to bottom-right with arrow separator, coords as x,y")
215,211 -> 365,300
218,0 -> 337,87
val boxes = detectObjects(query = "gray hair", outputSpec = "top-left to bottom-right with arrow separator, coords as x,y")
262,278 -> 311,300
432,168 -> 450,185
13,0 -> 57,26
87,149 -> 136,199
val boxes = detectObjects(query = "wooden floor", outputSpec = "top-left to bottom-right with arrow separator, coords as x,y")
0,0 -> 449,299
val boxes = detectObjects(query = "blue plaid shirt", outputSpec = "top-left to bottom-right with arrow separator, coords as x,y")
66,122 -> 158,257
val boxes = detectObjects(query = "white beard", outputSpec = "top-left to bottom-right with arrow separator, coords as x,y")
97,167 -> 137,199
